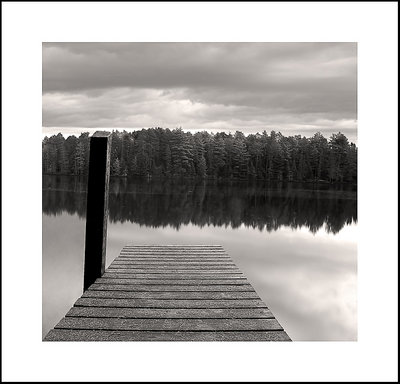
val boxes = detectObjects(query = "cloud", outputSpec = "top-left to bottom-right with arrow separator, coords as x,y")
42,42 -> 357,142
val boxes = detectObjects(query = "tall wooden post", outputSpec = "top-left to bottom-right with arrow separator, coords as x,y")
83,131 -> 112,291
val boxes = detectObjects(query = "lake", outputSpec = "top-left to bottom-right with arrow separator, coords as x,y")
42,175 -> 357,341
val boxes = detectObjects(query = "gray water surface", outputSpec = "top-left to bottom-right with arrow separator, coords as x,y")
42,175 -> 357,340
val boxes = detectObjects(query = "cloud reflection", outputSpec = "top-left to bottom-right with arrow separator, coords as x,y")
42,176 -> 357,340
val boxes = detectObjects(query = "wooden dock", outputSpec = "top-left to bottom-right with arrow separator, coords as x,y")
44,245 -> 291,341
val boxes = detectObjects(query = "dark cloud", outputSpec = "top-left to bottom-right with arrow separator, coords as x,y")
42,42 -> 357,142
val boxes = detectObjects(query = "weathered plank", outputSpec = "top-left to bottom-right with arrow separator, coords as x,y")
103,269 -> 245,280
103,273 -> 244,279
120,251 -> 228,254
66,307 -> 273,319
119,254 -> 230,258
74,297 -> 268,308
109,264 -> 239,269
117,257 -> 232,261
105,268 -> 242,274
55,317 -> 282,331
120,252 -> 228,255
96,278 -> 251,285
123,250 -> 226,252
121,249 -> 227,251
119,256 -> 230,260
123,245 -> 224,248
121,250 -> 226,253
111,260 -> 235,265
44,329 -> 291,341
108,268 -> 239,273
115,258 -> 233,262
109,263 -> 240,269
82,290 -> 260,300
122,247 -> 225,250
89,283 -> 256,292
102,273 -> 246,279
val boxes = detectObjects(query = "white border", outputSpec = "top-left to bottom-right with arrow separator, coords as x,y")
2,2 -> 398,382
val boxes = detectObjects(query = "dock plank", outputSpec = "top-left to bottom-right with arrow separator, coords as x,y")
116,257 -> 232,262
109,262 -> 236,267
82,290 -> 260,300
120,249 -> 228,252
112,261 -> 237,267
55,317 -> 283,331
74,297 -> 268,308
44,329 -> 291,341
89,284 -> 256,292
102,273 -> 246,279
107,265 -> 242,271
102,274 -> 244,279
119,253 -> 229,256
66,307 -> 274,318
96,278 -> 252,285
105,268 -> 243,274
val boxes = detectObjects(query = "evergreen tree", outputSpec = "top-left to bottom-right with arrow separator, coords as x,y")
164,144 -> 172,176
112,158 -> 121,176
74,142 -> 86,175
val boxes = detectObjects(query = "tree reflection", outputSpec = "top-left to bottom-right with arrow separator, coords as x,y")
42,175 -> 357,234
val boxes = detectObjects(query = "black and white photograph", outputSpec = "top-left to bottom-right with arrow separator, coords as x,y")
2,2 -> 398,382
42,42 -> 358,342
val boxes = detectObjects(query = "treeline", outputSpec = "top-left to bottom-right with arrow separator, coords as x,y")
42,128 -> 357,183
43,176 -> 357,234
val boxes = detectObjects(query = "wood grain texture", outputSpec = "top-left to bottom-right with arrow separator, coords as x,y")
55,317 -> 282,331
74,297 -> 268,308
89,284 -> 256,292
109,262 -> 236,267
66,307 -> 273,319
110,259 -> 238,270
107,265 -> 241,270
44,245 -> 291,341
102,273 -> 246,279
121,249 -> 227,252
105,268 -> 242,273
102,273 -> 244,279
120,251 -> 229,259
122,245 -> 224,249
44,329 -> 291,341
120,249 -> 227,252
96,278 -> 251,285
117,257 -> 232,261
82,290 -> 260,300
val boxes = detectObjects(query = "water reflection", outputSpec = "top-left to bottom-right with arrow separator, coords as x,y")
43,175 -> 357,234
42,175 -> 357,340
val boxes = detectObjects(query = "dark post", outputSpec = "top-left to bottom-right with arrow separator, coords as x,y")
83,131 -> 112,291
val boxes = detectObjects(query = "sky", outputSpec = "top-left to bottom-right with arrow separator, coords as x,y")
42,42 -> 357,143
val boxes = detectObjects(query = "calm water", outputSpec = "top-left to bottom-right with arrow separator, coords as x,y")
42,175 -> 357,341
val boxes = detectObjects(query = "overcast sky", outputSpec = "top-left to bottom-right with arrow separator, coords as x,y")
42,42 -> 357,143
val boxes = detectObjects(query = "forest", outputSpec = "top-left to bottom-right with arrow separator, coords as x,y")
42,128 -> 357,183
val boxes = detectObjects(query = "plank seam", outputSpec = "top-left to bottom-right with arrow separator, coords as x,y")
90,290 -> 256,293
81,297 -> 262,301
65,315 -> 275,319
54,327 -> 282,333
74,305 -> 269,309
